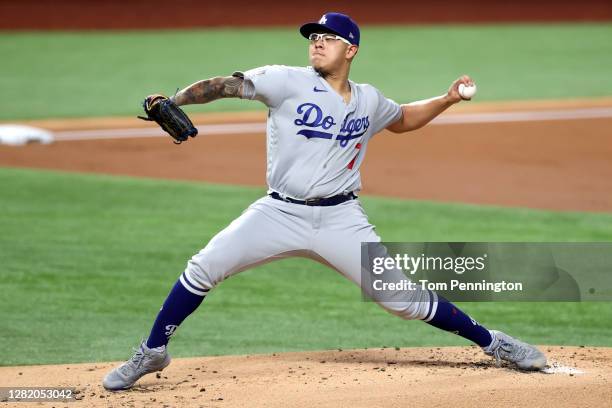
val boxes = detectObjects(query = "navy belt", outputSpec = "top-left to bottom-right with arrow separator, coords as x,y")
269,191 -> 356,206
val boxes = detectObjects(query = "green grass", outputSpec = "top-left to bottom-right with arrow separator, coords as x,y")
1,23 -> 611,120
1,167 -> 611,366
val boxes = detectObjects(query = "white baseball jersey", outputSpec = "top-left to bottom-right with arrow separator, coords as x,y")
240,65 -> 403,199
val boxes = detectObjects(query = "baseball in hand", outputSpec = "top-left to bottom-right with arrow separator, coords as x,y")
458,83 -> 477,99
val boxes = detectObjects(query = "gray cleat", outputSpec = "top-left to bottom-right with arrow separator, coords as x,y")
483,330 -> 547,371
103,341 -> 171,390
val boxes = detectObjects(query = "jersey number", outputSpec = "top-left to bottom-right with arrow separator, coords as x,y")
347,143 -> 362,170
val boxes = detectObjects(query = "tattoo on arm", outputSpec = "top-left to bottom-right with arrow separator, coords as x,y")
172,76 -> 244,106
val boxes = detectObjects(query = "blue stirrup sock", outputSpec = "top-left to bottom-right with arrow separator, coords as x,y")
146,278 -> 207,349
146,280 -> 492,349
425,295 -> 493,348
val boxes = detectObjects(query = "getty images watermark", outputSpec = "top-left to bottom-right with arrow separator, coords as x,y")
361,243 -> 612,302
371,252 -> 523,293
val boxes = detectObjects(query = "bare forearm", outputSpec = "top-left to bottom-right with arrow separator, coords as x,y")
402,94 -> 454,130
171,76 -> 244,106
387,75 -> 474,133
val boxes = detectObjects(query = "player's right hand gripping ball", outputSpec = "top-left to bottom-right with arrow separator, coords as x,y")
138,94 -> 198,144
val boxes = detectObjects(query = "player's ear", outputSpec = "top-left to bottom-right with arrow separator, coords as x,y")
346,45 -> 358,60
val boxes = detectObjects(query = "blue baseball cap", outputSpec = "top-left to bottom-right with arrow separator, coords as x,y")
300,12 -> 360,46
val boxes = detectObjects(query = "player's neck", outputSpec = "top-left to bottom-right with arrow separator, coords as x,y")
323,70 -> 351,104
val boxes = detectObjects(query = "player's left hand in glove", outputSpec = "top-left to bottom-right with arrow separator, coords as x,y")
138,94 -> 198,144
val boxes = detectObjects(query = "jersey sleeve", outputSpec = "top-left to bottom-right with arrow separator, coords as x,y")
370,87 -> 403,135
239,65 -> 289,109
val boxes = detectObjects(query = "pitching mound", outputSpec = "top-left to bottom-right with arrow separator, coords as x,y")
1,346 -> 610,407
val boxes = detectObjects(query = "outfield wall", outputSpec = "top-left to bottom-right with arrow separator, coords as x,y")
1,0 -> 611,30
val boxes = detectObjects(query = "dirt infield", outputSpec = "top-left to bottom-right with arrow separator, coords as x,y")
1,99 -> 611,212
1,346 -> 610,407
2,0 -> 611,30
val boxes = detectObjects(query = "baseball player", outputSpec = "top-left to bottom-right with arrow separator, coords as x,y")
103,12 -> 546,391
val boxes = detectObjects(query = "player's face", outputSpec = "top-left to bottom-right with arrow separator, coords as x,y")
308,33 -> 357,75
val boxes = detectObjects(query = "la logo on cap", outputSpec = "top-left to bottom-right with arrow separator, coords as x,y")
319,15 -> 327,24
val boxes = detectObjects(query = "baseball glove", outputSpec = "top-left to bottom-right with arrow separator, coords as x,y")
138,94 -> 198,144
